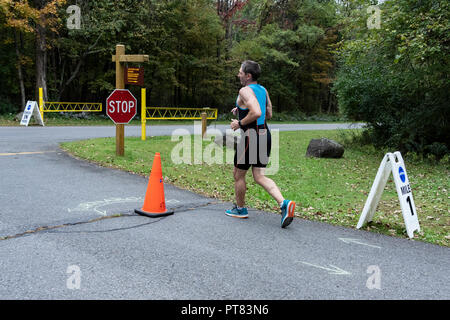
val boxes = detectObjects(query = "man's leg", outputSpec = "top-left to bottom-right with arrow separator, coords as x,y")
251,167 -> 284,205
252,167 -> 295,228
225,166 -> 249,219
234,166 -> 248,207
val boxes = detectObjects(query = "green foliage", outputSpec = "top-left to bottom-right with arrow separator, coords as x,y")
1,0 -> 231,112
334,0 -> 450,158
3,0 -> 447,162
231,0 -> 339,113
0,98 -> 17,114
1,0 -> 343,116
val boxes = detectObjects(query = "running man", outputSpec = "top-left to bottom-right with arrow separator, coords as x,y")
226,60 -> 296,228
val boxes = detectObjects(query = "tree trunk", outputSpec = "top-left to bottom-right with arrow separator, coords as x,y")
58,58 -> 83,100
327,87 -> 332,114
35,23 -> 47,102
318,83 -> 322,114
14,30 -> 26,110
217,37 -> 221,63
224,19 -> 232,59
277,95 -> 281,113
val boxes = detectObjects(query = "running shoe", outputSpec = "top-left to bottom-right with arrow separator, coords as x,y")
225,205 -> 248,219
280,200 -> 295,228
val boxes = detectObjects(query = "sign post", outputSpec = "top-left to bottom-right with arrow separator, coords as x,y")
20,101 -> 44,126
357,151 -> 420,238
111,44 -> 148,156
141,88 -> 146,141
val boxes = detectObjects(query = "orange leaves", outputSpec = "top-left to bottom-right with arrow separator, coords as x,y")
2,0 -> 39,32
2,0 -> 67,33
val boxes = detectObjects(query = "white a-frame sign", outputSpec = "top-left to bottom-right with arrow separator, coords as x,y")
20,101 -> 44,126
357,152 -> 420,238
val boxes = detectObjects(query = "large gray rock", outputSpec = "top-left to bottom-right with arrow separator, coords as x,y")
15,112 -> 24,121
306,138 -> 344,158
61,112 -> 90,119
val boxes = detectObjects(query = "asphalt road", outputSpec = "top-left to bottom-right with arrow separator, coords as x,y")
0,123 -> 448,300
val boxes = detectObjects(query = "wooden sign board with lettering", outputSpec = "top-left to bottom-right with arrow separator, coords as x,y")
125,67 -> 144,86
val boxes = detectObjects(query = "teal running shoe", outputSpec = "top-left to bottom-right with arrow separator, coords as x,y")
225,205 -> 248,219
281,200 -> 295,228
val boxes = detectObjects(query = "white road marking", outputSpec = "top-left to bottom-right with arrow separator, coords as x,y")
68,197 -> 179,216
297,261 -> 351,275
339,238 -> 382,249
68,197 -> 144,216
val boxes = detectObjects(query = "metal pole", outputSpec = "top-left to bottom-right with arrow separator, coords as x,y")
39,87 -> 44,122
141,88 -> 146,141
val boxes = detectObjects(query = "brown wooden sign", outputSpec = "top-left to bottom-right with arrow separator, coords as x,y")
125,67 -> 144,86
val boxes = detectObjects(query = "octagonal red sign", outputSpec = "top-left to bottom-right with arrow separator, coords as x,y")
106,89 -> 137,124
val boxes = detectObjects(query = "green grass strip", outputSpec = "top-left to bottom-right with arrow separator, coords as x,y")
60,130 -> 449,247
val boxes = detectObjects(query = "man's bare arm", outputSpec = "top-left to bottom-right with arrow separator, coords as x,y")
266,91 -> 273,120
239,87 -> 262,125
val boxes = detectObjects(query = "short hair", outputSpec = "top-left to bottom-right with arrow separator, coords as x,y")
241,60 -> 261,81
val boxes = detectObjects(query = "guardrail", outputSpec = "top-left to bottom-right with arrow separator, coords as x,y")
140,88 -> 217,140
38,88 -> 217,140
145,107 -> 217,120
43,102 -> 102,112
38,88 -> 102,122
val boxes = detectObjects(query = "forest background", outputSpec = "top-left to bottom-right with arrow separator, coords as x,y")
0,0 -> 448,157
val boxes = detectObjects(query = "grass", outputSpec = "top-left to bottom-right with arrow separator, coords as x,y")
59,129 -> 449,247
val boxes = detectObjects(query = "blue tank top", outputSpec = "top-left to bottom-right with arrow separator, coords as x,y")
236,84 -> 267,126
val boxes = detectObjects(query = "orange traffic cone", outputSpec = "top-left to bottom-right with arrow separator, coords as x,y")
135,152 -> 174,218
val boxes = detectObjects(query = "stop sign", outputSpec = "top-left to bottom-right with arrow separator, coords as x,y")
106,89 -> 137,124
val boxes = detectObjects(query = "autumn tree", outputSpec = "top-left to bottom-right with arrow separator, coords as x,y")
1,0 -> 66,104
217,0 -> 249,58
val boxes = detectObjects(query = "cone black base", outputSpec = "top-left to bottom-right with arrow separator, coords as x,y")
135,208 -> 174,218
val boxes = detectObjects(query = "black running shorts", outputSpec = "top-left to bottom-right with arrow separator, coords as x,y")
234,127 -> 271,171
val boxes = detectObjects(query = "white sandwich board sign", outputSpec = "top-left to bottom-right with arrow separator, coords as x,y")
357,151 -> 420,238
20,101 -> 44,126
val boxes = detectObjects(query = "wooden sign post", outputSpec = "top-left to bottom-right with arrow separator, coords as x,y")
112,44 -> 149,156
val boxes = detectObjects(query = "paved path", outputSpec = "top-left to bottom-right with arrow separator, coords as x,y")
0,124 -> 448,299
